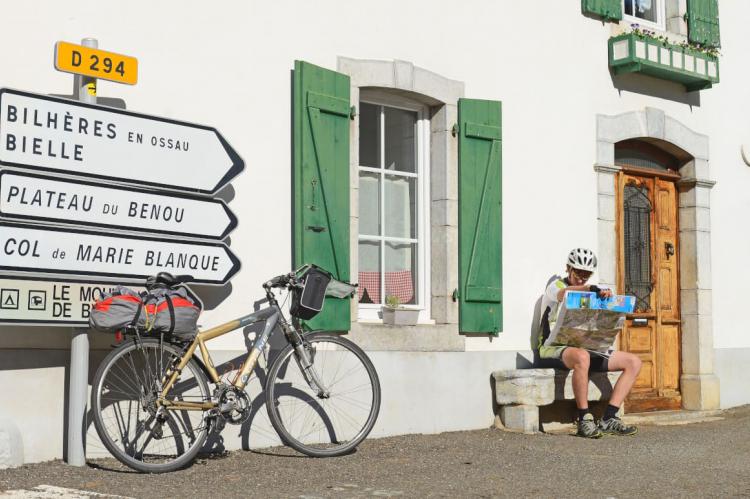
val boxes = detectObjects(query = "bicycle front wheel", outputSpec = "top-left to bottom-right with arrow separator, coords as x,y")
91,338 -> 211,473
266,332 -> 381,457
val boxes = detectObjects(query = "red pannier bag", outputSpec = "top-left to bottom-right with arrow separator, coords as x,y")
89,286 -> 145,334
144,287 -> 201,341
90,286 -> 200,340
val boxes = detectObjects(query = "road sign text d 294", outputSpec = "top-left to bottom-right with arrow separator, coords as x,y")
55,41 -> 138,85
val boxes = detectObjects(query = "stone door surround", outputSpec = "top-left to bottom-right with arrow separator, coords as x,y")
595,108 -> 719,410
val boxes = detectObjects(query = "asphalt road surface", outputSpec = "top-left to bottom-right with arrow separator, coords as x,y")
1,406 -> 749,498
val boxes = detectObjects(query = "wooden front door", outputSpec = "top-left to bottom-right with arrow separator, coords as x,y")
617,171 -> 681,412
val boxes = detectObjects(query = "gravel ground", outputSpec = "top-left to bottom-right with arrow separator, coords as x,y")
1,405 -> 749,498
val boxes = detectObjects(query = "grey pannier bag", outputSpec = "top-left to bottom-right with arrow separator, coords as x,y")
144,287 -> 201,340
89,286 -> 145,334
90,286 -> 200,340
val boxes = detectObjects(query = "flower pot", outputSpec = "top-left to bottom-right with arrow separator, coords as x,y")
382,307 -> 419,326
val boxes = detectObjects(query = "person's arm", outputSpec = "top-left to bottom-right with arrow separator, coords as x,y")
556,284 -> 613,301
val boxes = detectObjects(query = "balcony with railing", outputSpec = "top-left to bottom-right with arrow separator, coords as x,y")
609,32 -> 719,91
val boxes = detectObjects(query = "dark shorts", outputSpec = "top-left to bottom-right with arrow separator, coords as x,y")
534,348 -> 610,372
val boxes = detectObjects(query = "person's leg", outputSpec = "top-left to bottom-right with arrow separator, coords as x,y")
597,350 -> 641,436
606,350 -> 642,407
561,348 -> 601,438
561,347 -> 592,411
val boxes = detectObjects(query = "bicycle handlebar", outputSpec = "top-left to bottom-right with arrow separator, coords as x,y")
264,272 -> 294,289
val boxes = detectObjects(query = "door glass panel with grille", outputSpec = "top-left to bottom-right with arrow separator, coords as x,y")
623,182 -> 653,312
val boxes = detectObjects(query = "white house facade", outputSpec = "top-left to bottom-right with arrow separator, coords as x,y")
0,0 -> 748,465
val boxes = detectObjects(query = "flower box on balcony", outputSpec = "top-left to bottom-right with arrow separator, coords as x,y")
608,33 -> 719,91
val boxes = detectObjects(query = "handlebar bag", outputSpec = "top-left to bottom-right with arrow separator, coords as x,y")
145,287 -> 201,340
290,266 -> 332,320
89,286 -> 145,334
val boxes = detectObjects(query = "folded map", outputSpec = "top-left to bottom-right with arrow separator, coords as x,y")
544,291 -> 636,355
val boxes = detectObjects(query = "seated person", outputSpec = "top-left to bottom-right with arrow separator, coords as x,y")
536,248 -> 642,438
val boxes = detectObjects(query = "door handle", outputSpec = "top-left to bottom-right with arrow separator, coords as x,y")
665,241 -> 675,259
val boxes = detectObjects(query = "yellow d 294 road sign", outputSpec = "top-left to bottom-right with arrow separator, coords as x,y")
54,41 -> 138,85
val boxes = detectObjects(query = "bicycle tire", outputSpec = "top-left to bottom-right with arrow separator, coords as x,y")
91,338 -> 211,473
265,332 -> 381,457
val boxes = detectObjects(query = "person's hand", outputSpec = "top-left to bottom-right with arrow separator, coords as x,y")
589,285 -> 613,299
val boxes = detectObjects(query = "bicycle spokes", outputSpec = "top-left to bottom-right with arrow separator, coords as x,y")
266,334 -> 381,456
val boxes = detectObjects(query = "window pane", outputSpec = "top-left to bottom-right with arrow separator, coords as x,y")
615,148 -> 670,171
384,174 -> 417,239
625,0 -> 657,23
359,103 -> 381,168
384,107 -> 417,173
358,240 -> 381,304
385,241 -> 418,305
359,172 -> 381,236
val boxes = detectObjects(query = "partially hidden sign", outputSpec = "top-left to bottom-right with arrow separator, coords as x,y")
54,41 -> 138,85
0,88 -> 244,194
0,275 -> 202,326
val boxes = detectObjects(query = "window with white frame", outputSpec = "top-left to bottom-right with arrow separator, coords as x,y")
357,98 -> 430,321
623,0 -> 665,30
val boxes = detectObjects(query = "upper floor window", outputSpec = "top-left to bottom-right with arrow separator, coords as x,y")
357,99 -> 429,320
624,0 -> 665,30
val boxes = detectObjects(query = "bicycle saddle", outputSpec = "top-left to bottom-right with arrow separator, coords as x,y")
146,272 -> 193,289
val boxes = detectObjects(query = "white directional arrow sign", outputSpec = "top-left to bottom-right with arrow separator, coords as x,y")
0,222 -> 240,284
0,171 -> 238,239
0,88 -> 244,194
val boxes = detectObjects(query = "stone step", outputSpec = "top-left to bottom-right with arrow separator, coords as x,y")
622,409 -> 724,426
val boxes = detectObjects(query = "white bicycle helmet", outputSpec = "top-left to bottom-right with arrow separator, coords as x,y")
567,248 -> 597,272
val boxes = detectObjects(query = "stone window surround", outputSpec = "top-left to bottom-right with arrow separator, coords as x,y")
595,107 -> 719,410
337,56 -> 466,351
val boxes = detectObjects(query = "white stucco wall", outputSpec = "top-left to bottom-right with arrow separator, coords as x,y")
0,0 -> 749,463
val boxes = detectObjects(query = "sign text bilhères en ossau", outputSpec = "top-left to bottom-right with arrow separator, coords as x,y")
0,89 -> 243,194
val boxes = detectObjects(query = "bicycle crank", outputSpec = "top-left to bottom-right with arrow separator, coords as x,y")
216,385 -> 251,425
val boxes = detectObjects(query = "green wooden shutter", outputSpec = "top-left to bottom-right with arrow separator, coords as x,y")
687,0 -> 720,48
581,0 -> 622,21
458,98 -> 502,334
293,60 -> 351,331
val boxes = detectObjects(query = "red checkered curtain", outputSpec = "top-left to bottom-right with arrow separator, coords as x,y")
358,271 -> 381,303
358,270 -> 413,304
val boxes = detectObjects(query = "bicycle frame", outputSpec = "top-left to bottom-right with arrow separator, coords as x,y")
157,304 -> 283,411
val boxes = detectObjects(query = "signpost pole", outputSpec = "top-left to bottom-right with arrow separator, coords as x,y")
66,37 -> 97,467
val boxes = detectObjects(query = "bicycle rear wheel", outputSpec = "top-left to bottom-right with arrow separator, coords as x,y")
265,332 -> 381,457
91,338 -> 211,473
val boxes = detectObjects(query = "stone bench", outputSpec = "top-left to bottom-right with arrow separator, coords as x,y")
492,368 -> 621,433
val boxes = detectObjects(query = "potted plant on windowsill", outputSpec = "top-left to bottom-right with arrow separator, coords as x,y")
382,294 -> 419,326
